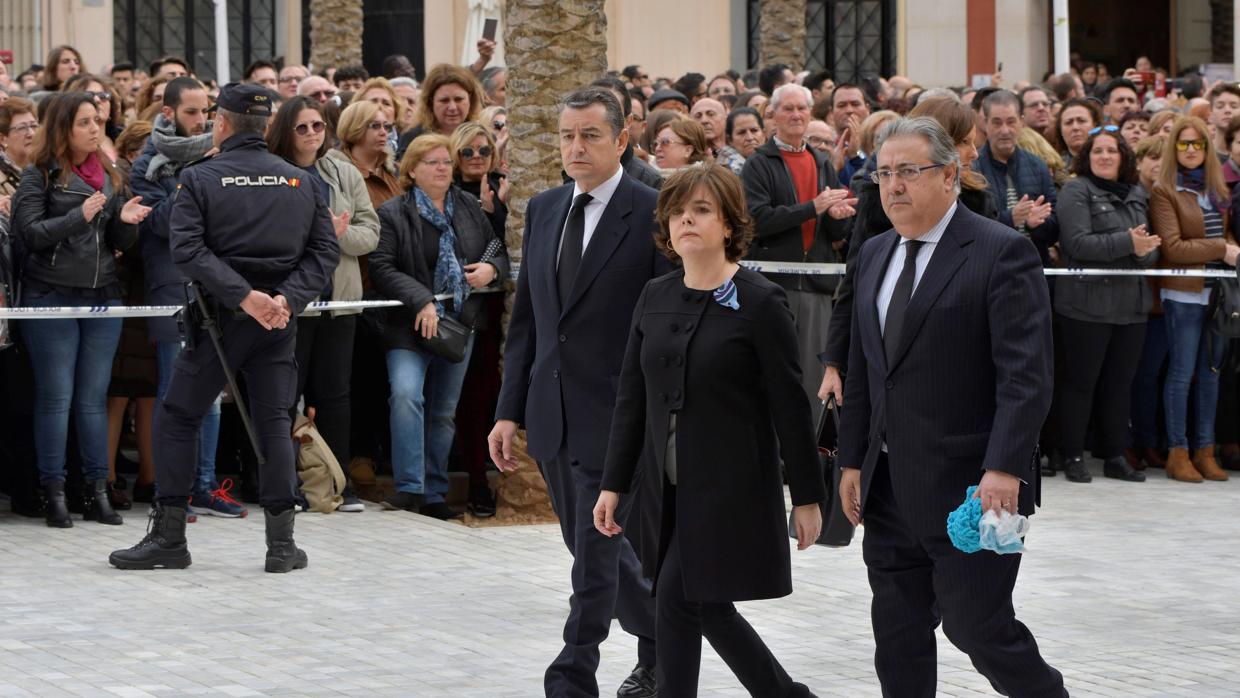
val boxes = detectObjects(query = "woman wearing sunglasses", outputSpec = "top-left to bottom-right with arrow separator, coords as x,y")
268,95 -> 380,512
1149,115 -> 1240,482
1053,125 -> 1160,484
450,121 -> 507,237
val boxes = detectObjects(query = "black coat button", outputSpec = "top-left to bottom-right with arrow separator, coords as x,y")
674,355 -> 684,367
681,292 -> 691,301
885,380 -> 894,389
684,322 -> 694,332
659,392 -> 668,403
670,323 -> 679,333
672,389 -> 682,400
559,334 -> 567,342
554,369 -> 560,379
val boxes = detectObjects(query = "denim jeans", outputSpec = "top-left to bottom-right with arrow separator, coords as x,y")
386,336 -> 476,503
1163,300 -> 1225,449
156,340 -> 221,495
1129,314 -> 1169,449
19,289 -> 122,485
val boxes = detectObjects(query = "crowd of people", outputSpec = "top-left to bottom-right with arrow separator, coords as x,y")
1,41 -> 1238,538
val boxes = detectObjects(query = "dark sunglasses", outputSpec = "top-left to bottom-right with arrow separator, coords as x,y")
1088,125 -> 1119,135
459,145 -> 493,159
492,121 -> 506,130
295,121 -> 326,136
89,91 -> 112,101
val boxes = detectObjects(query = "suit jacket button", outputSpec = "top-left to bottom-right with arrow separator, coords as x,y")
659,392 -> 668,402
681,292 -> 691,301
672,389 -> 682,400
885,380 -> 894,390
554,369 -> 560,379
670,323 -> 679,333
684,322 -> 694,332
558,334 -> 567,342
674,355 -> 684,366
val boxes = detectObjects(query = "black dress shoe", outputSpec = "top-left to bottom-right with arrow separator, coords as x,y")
467,483 -> 497,518
44,482 -> 73,528
617,664 -> 656,698
419,501 -> 463,521
1103,457 -> 1146,482
381,491 -> 425,512
1041,450 -> 1063,477
1064,457 -> 1092,483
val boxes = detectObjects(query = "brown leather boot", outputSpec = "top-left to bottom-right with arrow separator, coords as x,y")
1192,447 -> 1230,481
1166,447 -> 1204,482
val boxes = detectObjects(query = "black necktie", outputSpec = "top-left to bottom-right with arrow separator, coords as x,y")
885,240 -> 924,365
558,192 -> 592,305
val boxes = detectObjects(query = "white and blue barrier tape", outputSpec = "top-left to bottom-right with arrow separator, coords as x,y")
1,266 -> 1233,319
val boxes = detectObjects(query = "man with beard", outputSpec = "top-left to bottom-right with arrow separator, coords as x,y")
129,77 -> 246,518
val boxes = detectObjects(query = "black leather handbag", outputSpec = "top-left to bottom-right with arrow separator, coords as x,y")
788,395 -> 856,547
415,238 -> 504,363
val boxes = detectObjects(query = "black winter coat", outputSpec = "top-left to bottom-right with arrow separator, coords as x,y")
370,185 -> 510,353
601,267 -> 825,603
13,161 -> 137,293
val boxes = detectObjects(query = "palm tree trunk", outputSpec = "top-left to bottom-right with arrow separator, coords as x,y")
491,0 -> 609,522
309,0 -> 364,69
759,0 -> 807,71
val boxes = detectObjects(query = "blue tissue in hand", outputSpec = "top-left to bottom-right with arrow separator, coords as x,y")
946,485 -> 983,553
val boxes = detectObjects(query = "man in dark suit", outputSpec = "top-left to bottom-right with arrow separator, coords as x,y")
489,87 -> 666,698
837,116 -> 1067,697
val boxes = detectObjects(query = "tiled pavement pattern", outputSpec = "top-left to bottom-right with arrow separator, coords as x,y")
0,461 -> 1237,697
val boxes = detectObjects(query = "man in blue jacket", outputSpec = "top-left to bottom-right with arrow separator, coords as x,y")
973,90 -> 1058,265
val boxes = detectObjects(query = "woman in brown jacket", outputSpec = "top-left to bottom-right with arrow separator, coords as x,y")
1149,116 -> 1240,482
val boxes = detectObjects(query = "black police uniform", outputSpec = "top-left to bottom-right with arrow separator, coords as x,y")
110,83 -> 338,572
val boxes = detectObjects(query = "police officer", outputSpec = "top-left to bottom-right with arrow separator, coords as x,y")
110,83 -> 339,573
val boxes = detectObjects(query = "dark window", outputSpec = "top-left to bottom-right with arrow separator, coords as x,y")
748,0 -> 896,81
114,0 -> 278,84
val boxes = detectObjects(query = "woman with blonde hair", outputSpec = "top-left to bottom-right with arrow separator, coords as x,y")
1150,115 -> 1239,482
336,99 -> 401,214
450,120 -> 507,236
354,76 -> 405,152
856,109 -> 899,158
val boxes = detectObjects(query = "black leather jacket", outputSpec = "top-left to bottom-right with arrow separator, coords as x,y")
12,161 -> 137,293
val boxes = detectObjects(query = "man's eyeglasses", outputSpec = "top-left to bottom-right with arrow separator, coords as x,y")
367,120 -> 395,133
1088,125 -> 1119,135
869,163 -> 946,184
459,145 -> 493,159
306,90 -> 334,100
806,135 -> 829,147
279,76 -> 304,85
1176,139 -> 1208,152
294,121 -> 326,136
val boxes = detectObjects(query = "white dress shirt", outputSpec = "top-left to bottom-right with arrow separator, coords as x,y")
557,165 -> 625,266
877,202 -> 957,337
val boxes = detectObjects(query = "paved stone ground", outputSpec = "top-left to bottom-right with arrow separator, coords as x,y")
1,459 -> 1238,697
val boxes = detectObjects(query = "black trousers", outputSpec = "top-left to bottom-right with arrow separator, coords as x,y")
1057,315 -> 1146,459
293,313 -> 356,468
349,308 -> 390,463
539,448 -> 656,697
1215,339 -> 1240,444
863,458 -> 1066,698
655,482 -> 809,698
156,313 -> 299,512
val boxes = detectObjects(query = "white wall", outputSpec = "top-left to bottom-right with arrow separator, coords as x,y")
996,0 -> 1049,85
903,0 -> 968,87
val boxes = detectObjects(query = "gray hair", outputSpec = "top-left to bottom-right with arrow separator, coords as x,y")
218,108 -> 269,136
769,83 -> 812,112
875,116 -> 961,194
981,89 -> 1021,118
479,67 -> 506,95
389,76 -> 418,91
559,86 -> 625,139
915,87 -> 961,105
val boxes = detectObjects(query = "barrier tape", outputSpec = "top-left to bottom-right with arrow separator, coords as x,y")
0,289 -> 501,320
2,265 -> 1234,318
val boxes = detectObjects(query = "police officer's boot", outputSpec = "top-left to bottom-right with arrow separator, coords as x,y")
264,508 -> 308,573
109,503 -> 192,569
84,479 -> 123,525
44,481 -> 73,528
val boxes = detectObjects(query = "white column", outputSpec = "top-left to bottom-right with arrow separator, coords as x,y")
1052,0 -> 1069,75
214,0 -> 230,84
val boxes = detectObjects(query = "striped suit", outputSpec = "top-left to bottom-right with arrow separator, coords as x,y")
838,205 -> 1067,697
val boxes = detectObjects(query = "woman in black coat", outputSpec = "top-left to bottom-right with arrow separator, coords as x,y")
595,164 -> 823,697
368,133 -> 508,520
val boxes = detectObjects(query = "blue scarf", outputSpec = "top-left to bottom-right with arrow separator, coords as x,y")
1177,165 -> 1231,211
414,187 -> 469,318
